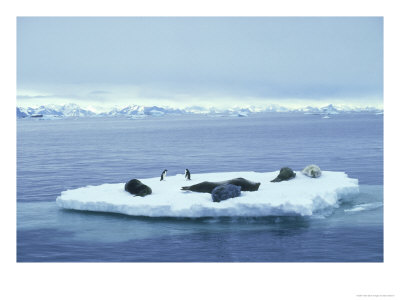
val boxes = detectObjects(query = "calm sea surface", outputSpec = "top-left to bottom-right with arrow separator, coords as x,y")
17,113 -> 383,262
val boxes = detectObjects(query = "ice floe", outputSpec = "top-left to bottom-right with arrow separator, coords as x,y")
56,171 -> 359,217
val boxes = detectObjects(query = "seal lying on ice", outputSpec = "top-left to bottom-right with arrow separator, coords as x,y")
302,164 -> 322,178
211,184 -> 241,202
181,177 -> 261,193
124,179 -> 152,197
270,167 -> 296,182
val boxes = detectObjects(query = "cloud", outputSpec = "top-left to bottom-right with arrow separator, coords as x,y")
17,17 -> 383,104
89,90 -> 111,95
17,94 -> 55,99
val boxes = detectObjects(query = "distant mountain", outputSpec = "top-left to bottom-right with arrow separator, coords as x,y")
296,104 -> 382,115
60,103 -> 96,117
298,104 -> 340,115
17,103 -> 96,118
184,106 -> 210,114
184,105 -> 268,116
25,105 -> 63,116
263,104 -> 290,112
16,107 -> 28,118
99,105 -> 184,117
16,103 -> 383,119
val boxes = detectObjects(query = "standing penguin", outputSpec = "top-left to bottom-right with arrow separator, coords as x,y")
160,169 -> 168,181
184,169 -> 191,180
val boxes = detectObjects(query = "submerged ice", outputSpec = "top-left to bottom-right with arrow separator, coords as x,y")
56,171 -> 359,217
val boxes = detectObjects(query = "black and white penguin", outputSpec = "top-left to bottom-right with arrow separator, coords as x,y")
184,169 -> 191,180
160,169 -> 168,181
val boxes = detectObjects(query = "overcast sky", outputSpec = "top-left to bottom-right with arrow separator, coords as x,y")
17,17 -> 383,109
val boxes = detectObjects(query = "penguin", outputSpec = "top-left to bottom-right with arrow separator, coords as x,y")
160,169 -> 168,181
184,169 -> 191,180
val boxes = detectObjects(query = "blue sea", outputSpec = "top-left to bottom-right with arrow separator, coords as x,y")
17,113 -> 383,262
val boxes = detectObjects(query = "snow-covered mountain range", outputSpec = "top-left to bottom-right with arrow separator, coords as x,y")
17,103 -> 96,118
16,103 -> 383,119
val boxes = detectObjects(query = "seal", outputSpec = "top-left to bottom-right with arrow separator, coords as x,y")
302,164 -> 322,178
271,167 -> 296,182
184,169 -> 191,180
181,177 -> 261,193
212,184 -> 241,202
124,179 -> 152,197
160,169 -> 168,181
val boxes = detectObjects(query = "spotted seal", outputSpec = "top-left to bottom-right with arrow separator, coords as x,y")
211,184 -> 241,202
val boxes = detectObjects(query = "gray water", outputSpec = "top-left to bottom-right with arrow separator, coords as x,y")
17,113 -> 383,262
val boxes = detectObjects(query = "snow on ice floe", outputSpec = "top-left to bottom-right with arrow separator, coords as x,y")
56,171 -> 359,218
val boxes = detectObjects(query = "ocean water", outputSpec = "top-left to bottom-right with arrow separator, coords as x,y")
17,113 -> 383,262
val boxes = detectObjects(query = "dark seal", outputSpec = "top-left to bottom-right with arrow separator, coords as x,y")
211,184 -> 241,202
124,179 -> 152,197
270,167 -> 296,182
181,177 -> 260,193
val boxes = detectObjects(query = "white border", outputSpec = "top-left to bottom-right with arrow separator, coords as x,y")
3,1 -> 399,299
